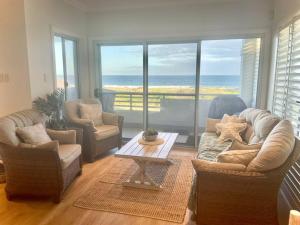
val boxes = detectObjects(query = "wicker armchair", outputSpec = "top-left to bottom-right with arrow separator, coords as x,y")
0,109 -> 82,203
64,98 -> 124,162
193,137 -> 300,225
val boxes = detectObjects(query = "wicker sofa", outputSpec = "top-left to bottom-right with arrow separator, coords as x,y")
0,109 -> 82,203
190,108 -> 300,225
64,98 -> 124,162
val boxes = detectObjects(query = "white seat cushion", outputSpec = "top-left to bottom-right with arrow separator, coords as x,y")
94,125 -> 119,141
247,120 -> 295,172
58,144 -> 81,169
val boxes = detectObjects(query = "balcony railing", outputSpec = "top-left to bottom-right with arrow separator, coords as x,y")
102,91 -> 226,112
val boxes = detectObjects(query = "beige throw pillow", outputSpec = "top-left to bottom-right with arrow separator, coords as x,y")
205,118 -> 221,133
216,122 -> 247,143
216,114 -> 246,135
221,114 -> 246,123
247,120 -> 295,172
16,123 -> 51,145
229,140 -> 262,151
217,149 -> 259,166
79,103 -> 103,126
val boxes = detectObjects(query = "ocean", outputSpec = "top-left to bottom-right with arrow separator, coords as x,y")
102,75 -> 240,88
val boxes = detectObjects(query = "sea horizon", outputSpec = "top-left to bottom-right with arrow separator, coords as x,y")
102,75 -> 241,88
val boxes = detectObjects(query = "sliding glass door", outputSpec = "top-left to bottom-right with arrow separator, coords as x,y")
53,34 -> 79,100
198,38 -> 261,128
148,43 -> 198,146
97,38 -> 262,147
100,45 -> 144,139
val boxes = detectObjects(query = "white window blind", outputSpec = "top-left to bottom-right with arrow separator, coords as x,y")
273,26 -> 291,118
240,38 -> 261,107
286,19 -> 300,136
273,17 -> 300,137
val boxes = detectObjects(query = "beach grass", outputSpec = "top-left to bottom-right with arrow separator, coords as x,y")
103,86 -> 240,111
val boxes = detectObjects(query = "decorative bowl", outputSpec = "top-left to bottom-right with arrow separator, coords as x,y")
142,129 -> 158,142
142,134 -> 158,142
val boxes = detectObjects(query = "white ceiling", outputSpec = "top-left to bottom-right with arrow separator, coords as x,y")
64,0 -> 246,12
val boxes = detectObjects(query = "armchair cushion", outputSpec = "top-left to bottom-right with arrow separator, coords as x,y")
217,149 -> 259,166
102,112 -> 119,126
16,123 -> 51,145
79,103 -> 103,126
47,129 -> 76,145
58,144 -> 81,169
19,140 -> 59,151
94,125 -> 119,141
192,159 -> 246,173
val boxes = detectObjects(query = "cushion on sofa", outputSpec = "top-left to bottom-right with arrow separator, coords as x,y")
94,125 -> 119,141
58,144 -> 81,169
253,113 -> 280,140
16,123 -> 51,145
229,140 -> 262,151
221,114 -> 246,123
197,132 -> 232,161
192,159 -> 246,172
79,103 -> 103,126
239,108 -> 269,124
247,120 -> 295,172
205,118 -> 221,133
216,122 -> 247,143
242,124 -> 254,143
217,149 -> 259,166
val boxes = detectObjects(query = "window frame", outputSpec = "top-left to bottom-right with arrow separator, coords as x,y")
52,32 -> 80,100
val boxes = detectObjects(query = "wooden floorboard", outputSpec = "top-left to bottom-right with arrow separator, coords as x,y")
0,147 -> 196,225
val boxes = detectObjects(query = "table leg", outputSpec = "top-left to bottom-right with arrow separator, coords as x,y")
123,159 -> 169,190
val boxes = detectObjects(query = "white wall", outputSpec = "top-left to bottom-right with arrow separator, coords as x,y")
0,0 -> 32,116
267,0 -> 300,110
24,0 -> 90,100
86,0 -> 274,108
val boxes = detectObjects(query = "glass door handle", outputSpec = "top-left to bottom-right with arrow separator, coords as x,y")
65,81 -> 69,88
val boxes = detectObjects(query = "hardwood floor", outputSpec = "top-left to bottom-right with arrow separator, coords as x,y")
0,147 -> 197,225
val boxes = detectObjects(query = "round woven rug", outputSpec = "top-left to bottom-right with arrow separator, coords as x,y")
138,138 -> 164,146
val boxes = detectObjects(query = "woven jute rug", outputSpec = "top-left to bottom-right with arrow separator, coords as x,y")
73,155 -> 194,223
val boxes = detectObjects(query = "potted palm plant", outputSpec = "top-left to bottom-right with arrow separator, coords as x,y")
33,89 -> 66,129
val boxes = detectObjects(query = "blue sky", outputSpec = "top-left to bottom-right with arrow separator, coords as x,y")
100,39 -> 243,76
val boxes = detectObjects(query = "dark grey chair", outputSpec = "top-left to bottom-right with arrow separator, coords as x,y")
208,95 -> 247,119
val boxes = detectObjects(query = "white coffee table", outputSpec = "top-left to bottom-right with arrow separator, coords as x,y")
115,132 -> 178,190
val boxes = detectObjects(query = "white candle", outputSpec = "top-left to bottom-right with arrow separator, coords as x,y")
289,210 -> 300,225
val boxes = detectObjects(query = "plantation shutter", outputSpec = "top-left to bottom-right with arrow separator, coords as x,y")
273,26 -> 291,118
277,17 -> 300,217
240,39 -> 261,107
286,19 -> 300,137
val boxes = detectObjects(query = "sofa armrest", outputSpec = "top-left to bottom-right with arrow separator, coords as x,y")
47,129 -> 76,144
